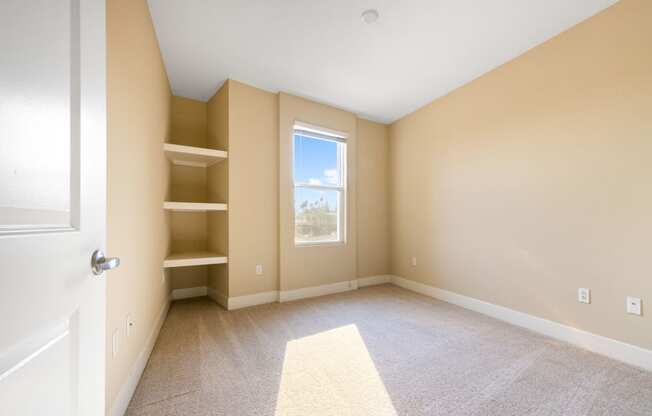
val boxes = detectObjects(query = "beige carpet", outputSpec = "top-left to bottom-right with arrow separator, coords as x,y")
126,285 -> 652,415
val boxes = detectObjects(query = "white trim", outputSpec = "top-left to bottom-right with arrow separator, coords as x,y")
357,275 -> 393,287
163,143 -> 227,168
279,280 -> 358,303
215,275 -> 391,311
110,299 -> 169,416
163,252 -> 227,268
293,183 -> 343,191
171,286 -> 207,300
0,326 -> 69,382
172,160 -> 209,168
207,287 -> 228,309
228,291 -> 280,310
294,120 -> 348,140
390,276 -> 441,299
391,276 -> 652,372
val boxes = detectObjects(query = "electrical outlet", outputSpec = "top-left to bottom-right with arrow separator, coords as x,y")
627,297 -> 642,316
112,329 -> 119,357
256,264 -> 263,275
411,256 -> 417,267
126,314 -> 134,337
578,288 -> 590,304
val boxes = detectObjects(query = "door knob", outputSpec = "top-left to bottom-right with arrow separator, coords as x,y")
91,249 -> 120,276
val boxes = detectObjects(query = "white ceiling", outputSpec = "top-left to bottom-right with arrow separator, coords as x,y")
148,0 -> 617,123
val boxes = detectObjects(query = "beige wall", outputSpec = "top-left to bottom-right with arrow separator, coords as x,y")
279,93 -> 359,291
227,81 -> 279,297
106,0 -> 171,411
389,0 -> 652,350
357,119 -> 390,277
169,96 -> 211,291
171,96 -> 207,147
207,83 -> 230,300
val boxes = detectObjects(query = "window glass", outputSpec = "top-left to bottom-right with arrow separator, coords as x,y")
292,128 -> 345,245
293,134 -> 341,186
294,188 -> 340,243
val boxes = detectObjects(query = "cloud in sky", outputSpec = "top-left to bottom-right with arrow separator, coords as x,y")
324,169 -> 338,184
306,169 -> 337,186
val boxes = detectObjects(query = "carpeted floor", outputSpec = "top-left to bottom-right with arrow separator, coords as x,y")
126,284 -> 652,416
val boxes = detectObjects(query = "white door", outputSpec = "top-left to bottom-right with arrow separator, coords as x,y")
0,0 -> 109,415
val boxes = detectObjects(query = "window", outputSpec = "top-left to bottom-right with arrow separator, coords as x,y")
293,123 -> 346,245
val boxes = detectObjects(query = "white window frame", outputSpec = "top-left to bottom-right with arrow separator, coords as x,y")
292,121 -> 347,246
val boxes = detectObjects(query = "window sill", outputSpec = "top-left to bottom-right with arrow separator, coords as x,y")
295,241 -> 346,248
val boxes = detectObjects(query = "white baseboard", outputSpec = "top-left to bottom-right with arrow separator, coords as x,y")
110,299 -> 170,416
199,275 -> 392,311
236,275 -> 393,310
218,275 -> 391,310
207,287 -> 228,309
229,291 -> 279,310
280,279 -> 358,303
391,275 -> 652,372
171,286 -> 207,300
358,274 -> 393,287
391,275 -> 440,298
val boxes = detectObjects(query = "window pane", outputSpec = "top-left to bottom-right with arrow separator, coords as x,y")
295,188 -> 339,243
293,134 -> 340,186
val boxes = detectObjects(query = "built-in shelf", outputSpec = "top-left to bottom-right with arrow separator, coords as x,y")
164,143 -> 227,168
163,251 -> 228,268
163,202 -> 227,212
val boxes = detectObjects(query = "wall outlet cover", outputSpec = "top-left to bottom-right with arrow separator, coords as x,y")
411,257 -> 417,267
578,288 -> 590,304
627,297 -> 642,316
256,264 -> 263,275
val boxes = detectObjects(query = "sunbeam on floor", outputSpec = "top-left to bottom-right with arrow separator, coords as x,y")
275,324 -> 397,416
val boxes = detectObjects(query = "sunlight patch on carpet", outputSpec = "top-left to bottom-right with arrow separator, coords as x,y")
274,324 -> 397,416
